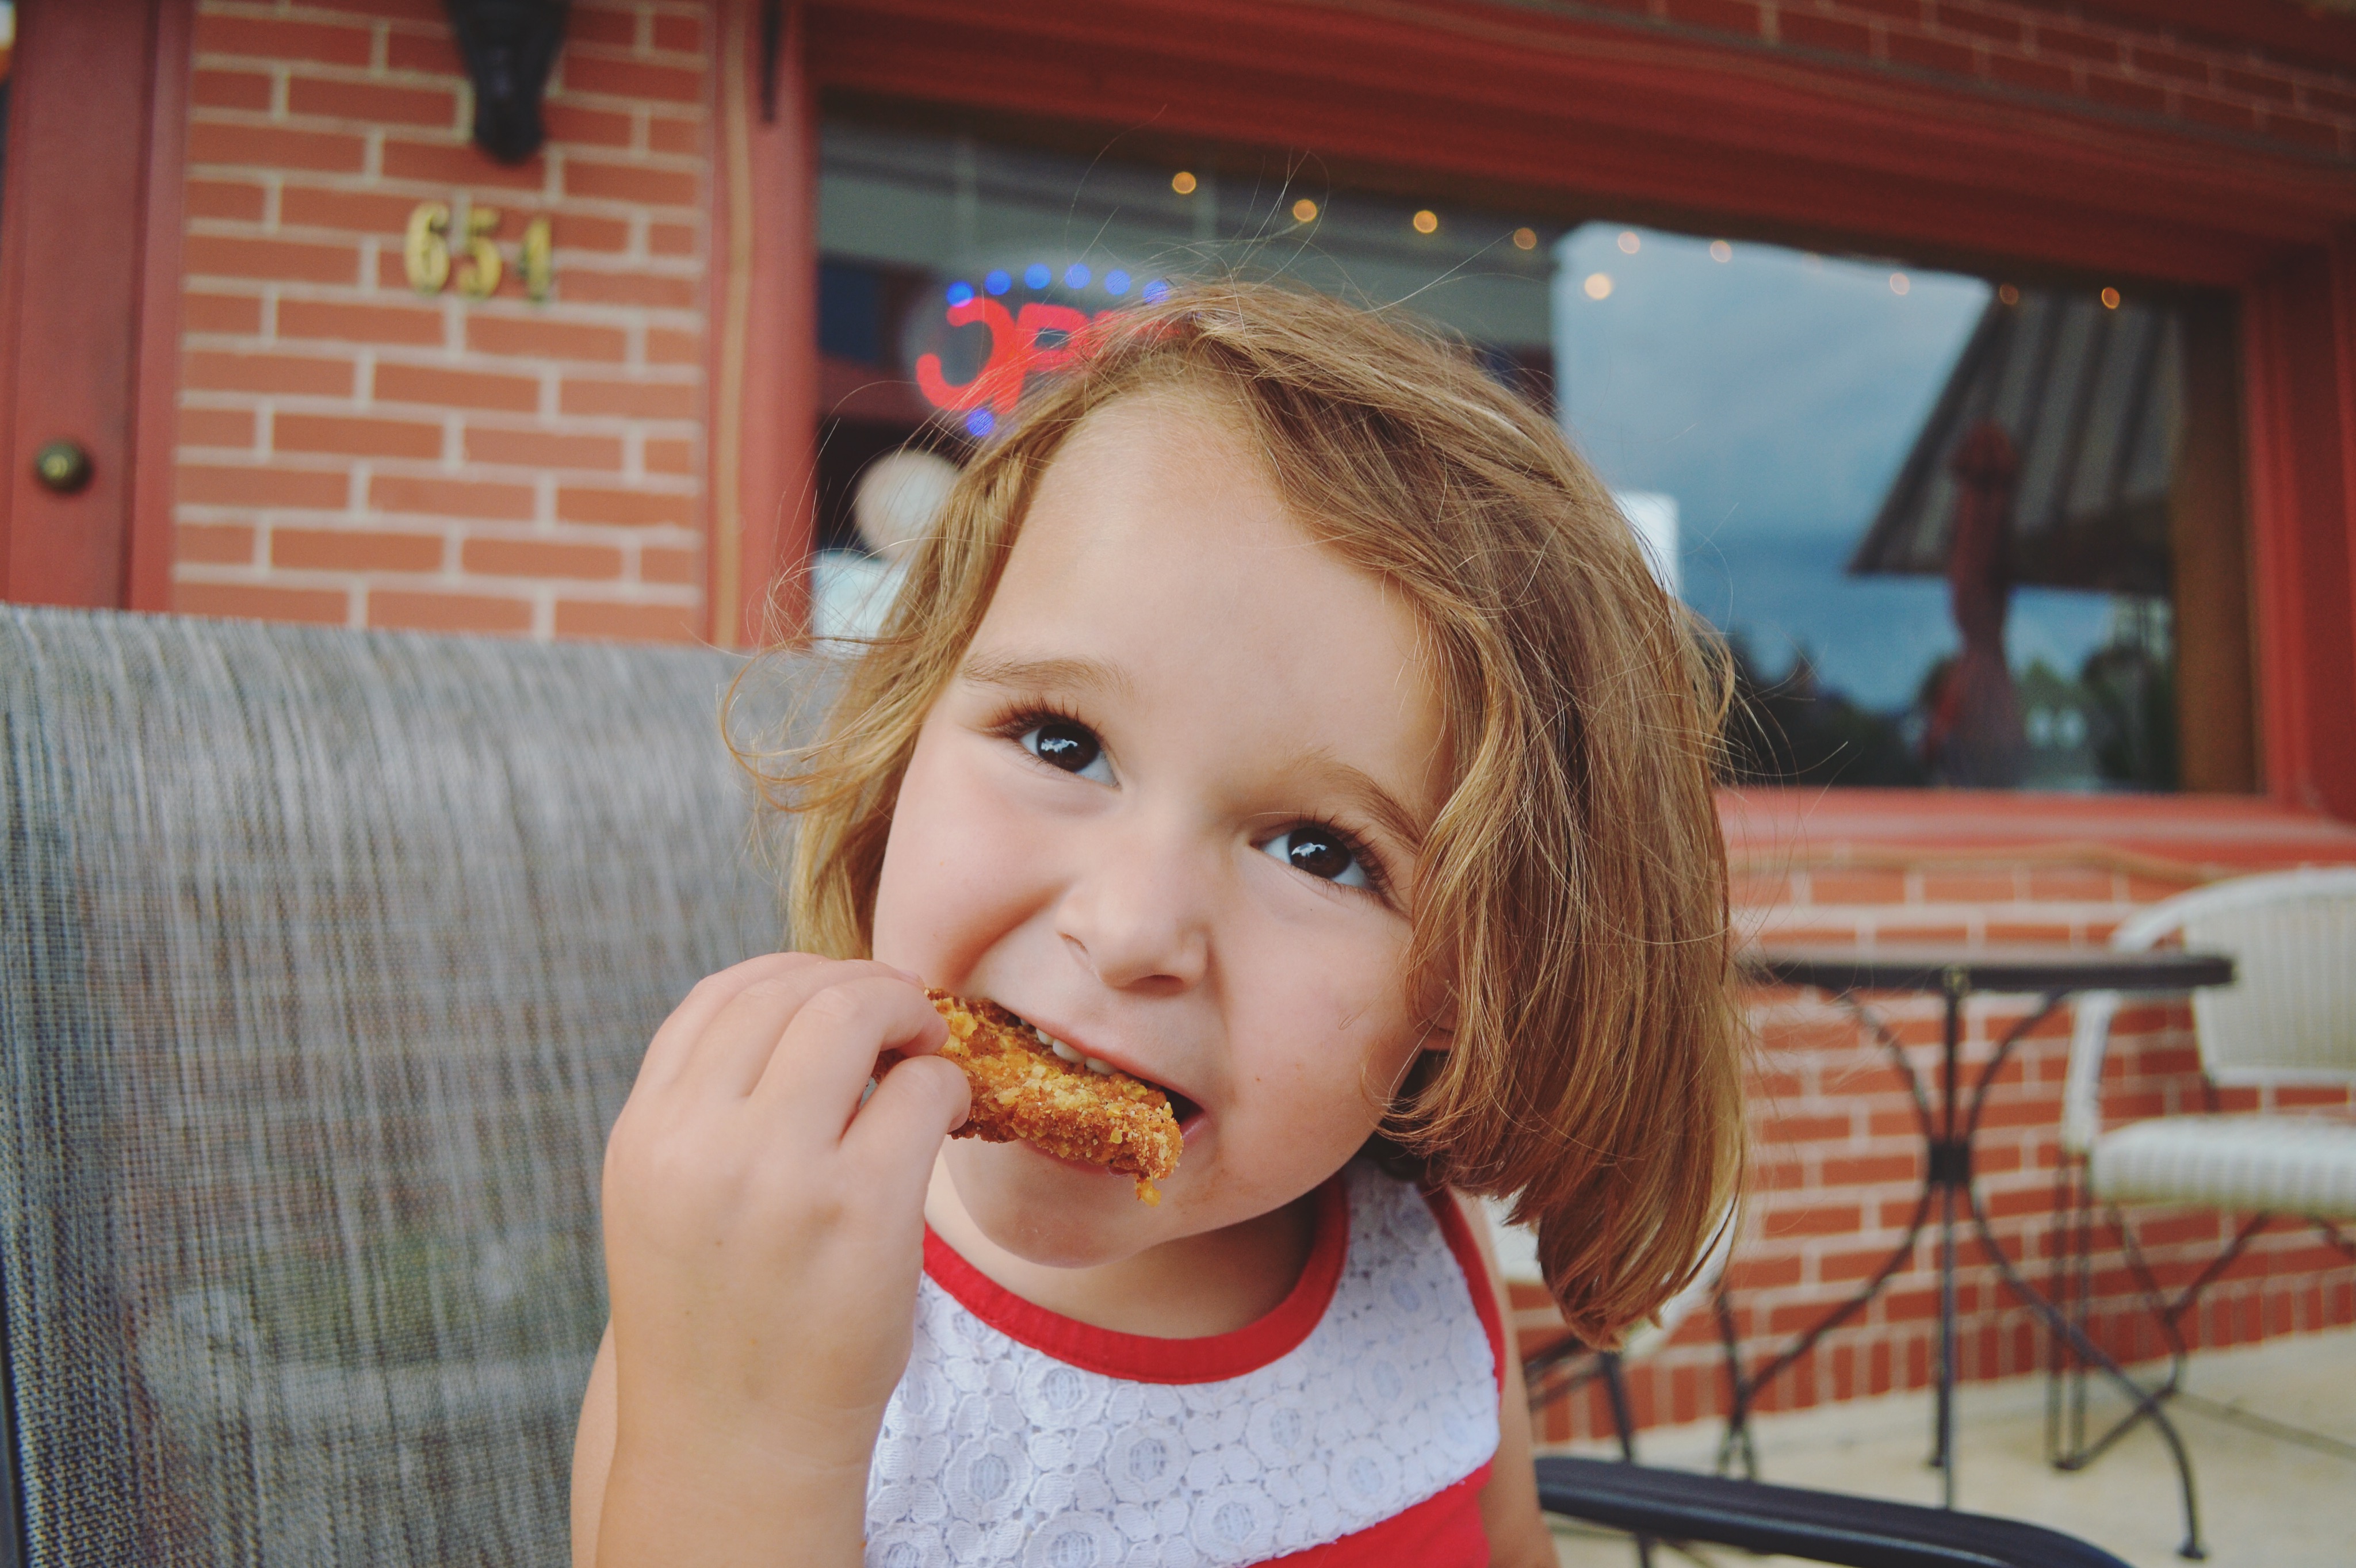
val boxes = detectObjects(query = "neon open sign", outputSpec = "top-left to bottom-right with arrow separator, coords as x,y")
913,264 -> 1172,436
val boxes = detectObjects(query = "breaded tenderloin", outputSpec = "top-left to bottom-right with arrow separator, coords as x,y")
926,990 -> 1182,1203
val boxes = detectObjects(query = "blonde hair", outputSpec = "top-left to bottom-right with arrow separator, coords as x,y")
746,281 -> 1744,1348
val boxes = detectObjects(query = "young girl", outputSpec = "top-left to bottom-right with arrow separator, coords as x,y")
571,283 -> 1745,1567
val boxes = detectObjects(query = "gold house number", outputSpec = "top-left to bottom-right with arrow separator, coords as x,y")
405,201 -> 553,301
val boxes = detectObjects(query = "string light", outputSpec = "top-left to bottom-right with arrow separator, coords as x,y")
1583,272 -> 1612,300
1292,198 -> 1318,223
1889,273 -> 1910,296
1616,231 -> 1640,255
1412,209 -> 1439,234
2101,286 -> 2121,309
1998,283 -> 2020,306
1709,240 -> 1732,262
1512,227 -> 1538,251
1172,171 -> 1198,194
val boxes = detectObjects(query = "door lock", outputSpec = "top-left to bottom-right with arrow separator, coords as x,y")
33,439 -> 92,494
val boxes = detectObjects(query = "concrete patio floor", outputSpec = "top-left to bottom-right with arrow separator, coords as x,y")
1543,1326 -> 2356,1567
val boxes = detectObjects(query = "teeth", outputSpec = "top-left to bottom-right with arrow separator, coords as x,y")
1024,1022 -> 1116,1074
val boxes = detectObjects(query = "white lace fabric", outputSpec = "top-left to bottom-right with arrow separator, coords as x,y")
863,1168 -> 1500,1567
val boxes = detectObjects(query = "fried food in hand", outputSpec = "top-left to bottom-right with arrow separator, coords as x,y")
925,990 -> 1182,1203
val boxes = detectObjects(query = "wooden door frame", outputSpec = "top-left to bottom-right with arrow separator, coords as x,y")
0,0 -> 189,612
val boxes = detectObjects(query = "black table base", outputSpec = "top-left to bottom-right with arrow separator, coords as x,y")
1726,948 -> 2234,1561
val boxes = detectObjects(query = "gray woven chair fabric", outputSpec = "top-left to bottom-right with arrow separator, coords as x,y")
0,605 -> 800,1566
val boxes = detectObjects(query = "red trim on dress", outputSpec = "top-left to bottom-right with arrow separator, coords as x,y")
1424,1188 -> 1508,1393
920,1177 -> 1349,1385
1255,1460 -> 1494,1567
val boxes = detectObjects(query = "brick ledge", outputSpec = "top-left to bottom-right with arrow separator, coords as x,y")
1722,789 -> 2356,879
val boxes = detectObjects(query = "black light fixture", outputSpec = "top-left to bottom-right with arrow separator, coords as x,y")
445,0 -> 569,165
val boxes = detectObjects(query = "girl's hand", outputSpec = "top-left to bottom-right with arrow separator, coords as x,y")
585,953 -> 970,1567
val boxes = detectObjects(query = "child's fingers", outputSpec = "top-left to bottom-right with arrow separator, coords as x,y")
674,959 -> 917,1103
751,975 -> 948,1137
633,951 -> 826,1095
843,1054 -> 971,1199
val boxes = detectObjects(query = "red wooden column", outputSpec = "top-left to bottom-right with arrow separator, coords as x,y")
707,0 -> 819,647
0,0 -> 189,610
2242,234 -> 2356,820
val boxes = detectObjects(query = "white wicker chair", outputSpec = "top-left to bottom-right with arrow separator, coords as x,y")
2051,867 -> 2356,1491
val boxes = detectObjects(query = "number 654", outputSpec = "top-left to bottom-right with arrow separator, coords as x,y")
405,201 -> 553,302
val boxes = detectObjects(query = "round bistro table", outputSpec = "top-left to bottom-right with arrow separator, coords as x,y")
1728,945 -> 2236,1553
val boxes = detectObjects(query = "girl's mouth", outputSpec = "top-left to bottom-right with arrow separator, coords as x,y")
1011,1009 -> 1201,1129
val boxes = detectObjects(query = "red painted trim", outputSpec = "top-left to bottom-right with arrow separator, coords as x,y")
2240,247 -> 2356,821
710,0 -> 818,647
1718,789 -> 2356,867
0,0 -> 181,609
920,1177 -> 1349,1384
1256,1460 -> 1494,1567
128,0 -> 192,614
1425,1188 -> 1506,1394
808,1 -> 2356,286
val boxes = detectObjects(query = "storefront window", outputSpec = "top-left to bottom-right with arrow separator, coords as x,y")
816,111 -> 2242,793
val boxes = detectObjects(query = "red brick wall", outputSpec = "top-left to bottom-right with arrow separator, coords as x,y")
173,0 -> 713,638
1625,1 -> 2356,158
1523,842 -> 2356,1445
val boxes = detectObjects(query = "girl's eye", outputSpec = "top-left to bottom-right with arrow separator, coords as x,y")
1261,826 -> 1372,890
1021,719 -> 1114,783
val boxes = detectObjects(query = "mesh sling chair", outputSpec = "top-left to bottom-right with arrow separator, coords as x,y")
0,605 -> 2131,1567
2049,868 -> 2356,1554
0,605 -> 786,1565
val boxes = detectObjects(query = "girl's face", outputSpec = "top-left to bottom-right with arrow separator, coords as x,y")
870,389 -> 1450,1265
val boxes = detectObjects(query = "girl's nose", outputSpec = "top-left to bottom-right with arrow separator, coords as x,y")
1054,822 -> 1213,993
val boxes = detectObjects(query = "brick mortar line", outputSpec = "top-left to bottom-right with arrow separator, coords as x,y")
178,335 -> 714,361
176,510 -> 707,547
174,559 -> 702,596
183,124 -> 716,173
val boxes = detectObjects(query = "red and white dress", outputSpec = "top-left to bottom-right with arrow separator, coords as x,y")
862,1163 -> 1505,1567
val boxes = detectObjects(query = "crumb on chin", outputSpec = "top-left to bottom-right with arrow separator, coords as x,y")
925,990 -> 1181,1203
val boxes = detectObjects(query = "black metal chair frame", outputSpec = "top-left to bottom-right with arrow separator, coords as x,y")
1536,1454 -> 2136,1568
1524,1340 -> 2134,1568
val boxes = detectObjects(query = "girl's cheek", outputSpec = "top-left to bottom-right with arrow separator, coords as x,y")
873,735 -> 1053,970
